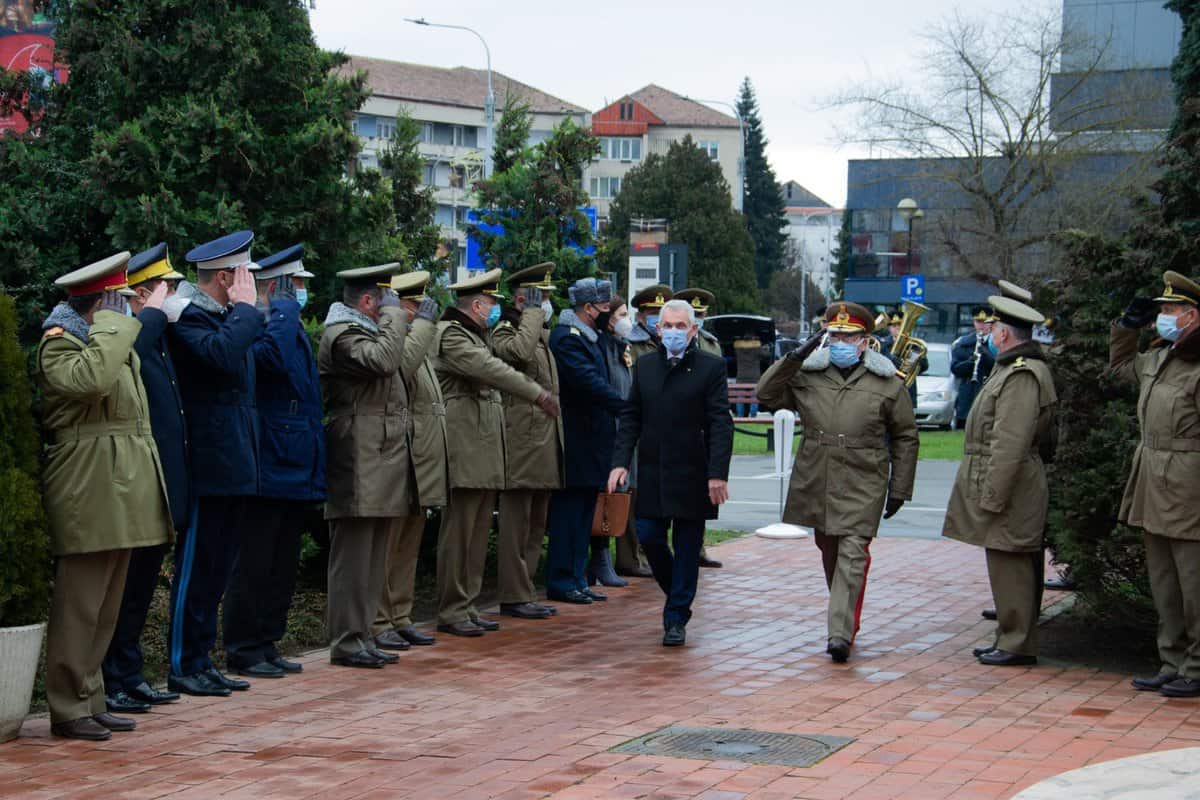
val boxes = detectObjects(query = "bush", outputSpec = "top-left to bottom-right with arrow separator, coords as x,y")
0,294 -> 51,627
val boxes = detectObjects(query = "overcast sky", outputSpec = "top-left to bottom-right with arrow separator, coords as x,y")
310,0 -> 1043,208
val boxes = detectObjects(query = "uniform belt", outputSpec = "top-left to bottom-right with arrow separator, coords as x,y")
51,420 -> 149,444
327,408 -> 411,428
1142,435 -> 1200,452
964,443 -> 1040,457
814,431 -> 883,449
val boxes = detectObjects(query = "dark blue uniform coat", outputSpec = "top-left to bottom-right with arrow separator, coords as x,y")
252,298 -> 326,501
950,331 -> 994,422
169,298 -> 262,497
134,307 -> 191,528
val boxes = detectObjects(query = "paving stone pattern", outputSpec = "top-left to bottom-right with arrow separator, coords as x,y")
3,535 -> 1200,799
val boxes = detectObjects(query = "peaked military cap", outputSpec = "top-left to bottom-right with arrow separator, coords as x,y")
337,262 -> 402,282
888,310 -> 904,325
258,244 -> 314,280
55,251 -> 137,297
1155,270 -> 1200,305
631,284 -> 672,311
127,243 -> 176,287
987,295 -> 1044,329
825,302 -> 873,333
507,262 -> 556,292
971,305 -> 992,322
186,230 -> 257,271
674,288 -> 715,314
997,279 -> 1033,303
448,268 -> 503,297
391,270 -> 432,299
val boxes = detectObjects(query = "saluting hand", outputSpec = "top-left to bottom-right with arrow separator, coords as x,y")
144,280 -> 169,311
227,264 -> 257,306
708,479 -> 729,506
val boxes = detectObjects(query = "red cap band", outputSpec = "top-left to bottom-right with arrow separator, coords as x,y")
69,270 -> 129,296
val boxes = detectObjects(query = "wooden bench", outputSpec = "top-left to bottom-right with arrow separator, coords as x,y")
728,383 -> 769,426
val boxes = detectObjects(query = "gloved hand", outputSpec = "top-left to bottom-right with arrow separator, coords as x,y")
883,496 -> 905,519
786,332 -> 825,364
98,289 -> 128,316
378,288 -> 402,309
1119,297 -> 1158,329
162,295 -> 191,323
517,286 -> 543,307
416,296 -> 439,321
269,279 -> 297,304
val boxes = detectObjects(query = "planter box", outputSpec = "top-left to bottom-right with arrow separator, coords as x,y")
0,622 -> 45,742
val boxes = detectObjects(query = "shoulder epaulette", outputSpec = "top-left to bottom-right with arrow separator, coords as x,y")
43,327 -> 63,338
569,327 -> 580,336
1013,357 -> 1027,368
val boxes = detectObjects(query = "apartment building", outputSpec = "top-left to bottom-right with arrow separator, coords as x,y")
342,55 -> 588,270
781,181 -> 841,299
585,85 -> 743,222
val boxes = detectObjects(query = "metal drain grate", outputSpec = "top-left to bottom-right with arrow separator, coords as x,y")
612,725 -> 854,767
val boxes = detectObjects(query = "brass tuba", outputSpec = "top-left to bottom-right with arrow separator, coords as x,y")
890,300 -> 929,387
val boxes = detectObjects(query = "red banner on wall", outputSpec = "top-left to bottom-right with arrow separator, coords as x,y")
1,1 -> 64,134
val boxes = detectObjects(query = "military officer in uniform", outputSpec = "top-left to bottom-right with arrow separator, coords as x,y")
1110,272 -> 1200,697
943,295 -> 1056,666
320,262 -> 419,667
39,253 -> 173,740
757,302 -> 919,663
373,270 -> 445,650
950,307 -> 995,429
628,284 -> 671,362
491,263 -> 564,620
167,231 -> 263,697
223,244 -> 326,678
101,244 -> 187,714
435,268 -> 559,636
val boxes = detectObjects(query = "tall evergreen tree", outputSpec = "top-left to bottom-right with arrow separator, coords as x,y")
604,136 -> 760,313
0,0 -> 400,334
491,95 -> 532,175
379,109 -> 447,275
736,77 -> 788,289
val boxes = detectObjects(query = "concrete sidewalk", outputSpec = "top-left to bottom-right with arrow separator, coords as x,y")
3,534 -> 1199,799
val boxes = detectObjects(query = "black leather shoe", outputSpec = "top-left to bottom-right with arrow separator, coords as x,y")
236,661 -> 285,678
205,667 -> 250,691
397,625 -> 436,646
547,590 -> 592,604
536,603 -> 558,616
500,602 -> 552,619
1132,673 -> 1178,692
93,712 -> 136,732
1160,677 -> 1200,698
698,556 -> 723,569
106,689 -> 151,714
437,620 -> 485,637
827,637 -> 851,663
981,609 -> 997,620
374,630 -> 412,651
972,645 -> 996,658
368,648 -> 400,664
978,650 -> 1037,666
267,656 -> 303,673
51,717 -> 111,740
331,651 -> 385,669
127,681 -> 179,704
168,672 -> 232,697
470,615 -> 500,631
662,623 -> 686,647
582,587 -> 607,601
616,565 -> 654,578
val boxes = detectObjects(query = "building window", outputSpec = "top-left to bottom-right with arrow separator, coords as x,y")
698,140 -> 719,160
618,101 -> 635,121
378,121 -> 396,141
451,125 -> 465,146
423,163 -> 435,184
420,122 -> 434,143
600,137 -> 641,161
589,176 -> 622,199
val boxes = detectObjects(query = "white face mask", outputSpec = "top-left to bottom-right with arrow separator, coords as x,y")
613,317 -> 634,339
541,300 -> 554,324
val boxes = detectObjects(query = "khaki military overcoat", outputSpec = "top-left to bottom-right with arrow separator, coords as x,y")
401,316 -> 449,508
697,329 -> 722,357
38,309 -> 172,556
942,342 -> 1057,552
756,346 -> 918,537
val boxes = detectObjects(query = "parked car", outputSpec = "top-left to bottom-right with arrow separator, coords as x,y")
914,343 -> 957,429
702,314 -> 776,379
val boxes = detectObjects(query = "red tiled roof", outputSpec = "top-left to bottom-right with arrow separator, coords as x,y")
341,55 -> 588,115
618,84 -> 739,128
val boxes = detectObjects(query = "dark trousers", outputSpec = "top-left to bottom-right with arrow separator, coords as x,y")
637,517 -> 705,628
546,488 -> 597,597
168,495 -> 253,677
101,542 -> 171,692
223,499 -> 305,668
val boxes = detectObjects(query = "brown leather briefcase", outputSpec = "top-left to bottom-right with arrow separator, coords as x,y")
591,492 -> 631,537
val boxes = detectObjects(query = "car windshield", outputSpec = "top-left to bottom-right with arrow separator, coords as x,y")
925,349 -> 951,377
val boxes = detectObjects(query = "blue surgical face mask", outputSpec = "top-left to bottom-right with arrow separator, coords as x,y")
295,288 -> 308,309
986,333 -> 999,357
1157,312 -> 1184,342
829,341 -> 860,368
661,327 -> 689,357
646,314 -> 659,331
486,303 -> 501,328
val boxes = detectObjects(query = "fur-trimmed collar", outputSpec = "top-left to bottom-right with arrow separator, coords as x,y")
802,346 -> 896,378
176,280 -> 226,315
627,322 -> 653,344
558,309 -> 598,343
42,303 -> 90,343
1170,329 -> 1200,362
995,340 -> 1046,366
699,328 -> 719,343
324,301 -> 379,334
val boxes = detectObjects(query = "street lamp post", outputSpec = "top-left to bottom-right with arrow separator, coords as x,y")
684,96 -> 745,213
405,17 -> 495,178
896,198 -> 923,275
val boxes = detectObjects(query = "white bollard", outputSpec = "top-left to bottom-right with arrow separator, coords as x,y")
756,409 -> 809,539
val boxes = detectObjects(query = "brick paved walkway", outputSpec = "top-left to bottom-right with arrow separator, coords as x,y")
4,534 -> 1200,800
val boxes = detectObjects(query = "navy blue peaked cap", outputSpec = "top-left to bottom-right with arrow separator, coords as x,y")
258,244 -> 304,271
186,230 -> 256,269
128,242 -> 167,272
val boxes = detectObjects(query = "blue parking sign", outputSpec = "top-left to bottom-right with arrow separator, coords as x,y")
901,275 -> 925,302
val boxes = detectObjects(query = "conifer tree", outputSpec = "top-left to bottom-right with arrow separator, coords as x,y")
736,78 -> 788,289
